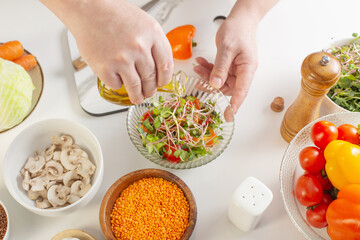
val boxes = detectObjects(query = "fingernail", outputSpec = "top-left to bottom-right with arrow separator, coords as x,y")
210,77 -> 222,89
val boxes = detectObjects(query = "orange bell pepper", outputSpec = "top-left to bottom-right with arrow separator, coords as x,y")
326,184 -> 360,240
193,129 -> 218,147
166,25 -> 196,60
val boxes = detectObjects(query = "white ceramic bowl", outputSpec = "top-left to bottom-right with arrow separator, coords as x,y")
0,200 -> 10,240
280,112 -> 360,239
3,119 -> 104,217
321,38 -> 359,115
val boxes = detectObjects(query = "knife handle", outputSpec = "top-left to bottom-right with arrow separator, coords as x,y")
73,56 -> 87,71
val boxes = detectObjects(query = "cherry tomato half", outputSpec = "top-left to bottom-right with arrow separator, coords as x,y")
299,146 -> 325,173
163,145 -> 182,163
311,121 -> 338,149
306,203 -> 328,228
295,173 -> 323,207
140,111 -> 154,133
141,111 -> 153,122
337,124 -> 360,145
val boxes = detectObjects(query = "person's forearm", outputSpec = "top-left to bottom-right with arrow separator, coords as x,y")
228,0 -> 279,24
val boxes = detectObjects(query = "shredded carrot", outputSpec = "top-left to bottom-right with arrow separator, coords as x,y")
13,54 -> 37,71
0,41 -> 24,61
110,177 -> 189,240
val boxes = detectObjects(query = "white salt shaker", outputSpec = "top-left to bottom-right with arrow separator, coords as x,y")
228,176 -> 273,232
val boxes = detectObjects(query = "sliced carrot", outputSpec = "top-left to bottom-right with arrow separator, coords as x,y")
0,41 -> 24,61
13,54 -> 37,71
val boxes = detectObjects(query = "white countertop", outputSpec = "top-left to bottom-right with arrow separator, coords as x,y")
0,0 -> 358,239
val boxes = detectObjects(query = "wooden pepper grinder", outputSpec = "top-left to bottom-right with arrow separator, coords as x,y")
280,52 -> 341,143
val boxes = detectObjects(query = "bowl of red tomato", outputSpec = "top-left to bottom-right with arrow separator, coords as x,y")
126,74 -> 235,169
280,112 -> 360,240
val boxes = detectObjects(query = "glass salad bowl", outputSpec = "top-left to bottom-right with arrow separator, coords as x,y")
126,75 -> 235,169
280,112 -> 360,240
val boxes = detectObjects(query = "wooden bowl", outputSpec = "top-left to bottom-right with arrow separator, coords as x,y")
51,229 -> 96,240
99,168 -> 197,240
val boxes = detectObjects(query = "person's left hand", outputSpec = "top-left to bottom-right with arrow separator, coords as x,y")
194,16 -> 258,114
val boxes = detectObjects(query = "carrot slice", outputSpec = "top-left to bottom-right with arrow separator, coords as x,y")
0,41 -> 24,61
13,54 -> 37,71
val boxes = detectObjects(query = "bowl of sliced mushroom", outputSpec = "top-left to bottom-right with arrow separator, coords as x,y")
3,119 -> 104,217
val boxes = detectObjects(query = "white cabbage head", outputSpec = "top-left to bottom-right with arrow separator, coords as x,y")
0,58 -> 35,131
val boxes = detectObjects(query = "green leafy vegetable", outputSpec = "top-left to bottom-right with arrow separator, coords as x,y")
327,33 -> 360,112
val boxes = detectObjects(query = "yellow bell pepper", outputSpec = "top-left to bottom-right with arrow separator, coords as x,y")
324,140 -> 360,190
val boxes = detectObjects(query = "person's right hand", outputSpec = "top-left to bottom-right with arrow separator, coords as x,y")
41,0 -> 174,104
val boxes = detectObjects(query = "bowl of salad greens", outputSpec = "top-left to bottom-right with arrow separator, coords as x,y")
126,73 -> 235,169
323,33 -> 360,113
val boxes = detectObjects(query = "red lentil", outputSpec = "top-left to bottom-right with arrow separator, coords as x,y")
0,204 -> 7,240
110,177 -> 189,240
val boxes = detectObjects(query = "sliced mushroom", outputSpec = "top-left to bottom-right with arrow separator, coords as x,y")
41,144 -> 57,161
30,168 -> 45,178
28,190 -> 47,200
46,180 -> 57,190
81,175 -> 91,186
76,158 -> 96,179
47,185 -> 70,207
22,170 -> 31,191
36,197 -> 51,209
67,194 -> 80,204
24,155 -> 46,174
69,145 -> 88,159
61,135 -> 74,147
45,160 -> 64,180
53,151 -> 61,161
69,149 -> 88,163
20,168 -> 26,177
51,135 -> 74,147
70,180 -> 91,198
63,170 -> 81,187
29,176 -> 48,192
60,147 -> 79,170
55,173 -> 66,182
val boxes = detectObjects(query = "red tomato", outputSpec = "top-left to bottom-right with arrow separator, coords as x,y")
321,193 -> 333,206
312,171 -> 333,191
306,203 -> 328,228
141,111 -> 154,133
295,173 -> 323,206
142,111 -> 153,122
163,145 -> 182,163
299,147 -> 326,173
311,121 -> 338,149
337,124 -> 360,145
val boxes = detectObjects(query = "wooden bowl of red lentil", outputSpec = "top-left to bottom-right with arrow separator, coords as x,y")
99,168 -> 197,240
0,201 -> 9,240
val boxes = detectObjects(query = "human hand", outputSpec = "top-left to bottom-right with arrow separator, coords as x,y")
194,16 -> 258,114
42,0 -> 174,105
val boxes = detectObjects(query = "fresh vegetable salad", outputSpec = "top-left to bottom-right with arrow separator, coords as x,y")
327,33 -> 360,111
137,94 -> 223,163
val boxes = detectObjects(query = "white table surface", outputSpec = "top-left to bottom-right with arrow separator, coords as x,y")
0,0 -> 359,239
